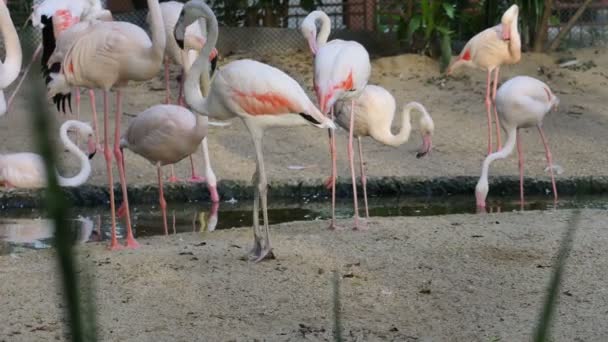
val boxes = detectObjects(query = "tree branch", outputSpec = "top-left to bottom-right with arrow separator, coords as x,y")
548,0 -> 594,51
534,0 -> 554,52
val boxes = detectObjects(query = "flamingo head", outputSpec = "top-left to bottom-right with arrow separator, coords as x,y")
475,178 -> 489,209
501,5 -> 519,41
300,16 -> 318,55
416,107 -> 435,158
175,1 -> 208,50
77,122 -> 97,159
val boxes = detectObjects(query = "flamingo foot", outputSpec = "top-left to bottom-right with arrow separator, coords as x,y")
188,175 -> 206,183
124,236 -> 140,249
116,202 -> 127,218
208,185 -> 220,203
324,175 -> 336,190
352,219 -> 368,231
167,175 -> 181,183
327,221 -> 344,231
108,240 -> 122,251
250,248 -> 275,263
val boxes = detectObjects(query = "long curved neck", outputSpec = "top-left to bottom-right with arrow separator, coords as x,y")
508,15 -> 521,61
184,3 -> 218,115
314,11 -> 331,46
0,1 -> 22,88
375,102 -> 431,147
144,0 -> 166,68
57,123 -> 91,187
479,127 -> 517,187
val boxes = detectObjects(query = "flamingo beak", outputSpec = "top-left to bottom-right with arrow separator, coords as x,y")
502,23 -> 511,41
416,133 -> 432,158
209,47 -> 219,62
87,136 -> 97,159
307,35 -> 318,55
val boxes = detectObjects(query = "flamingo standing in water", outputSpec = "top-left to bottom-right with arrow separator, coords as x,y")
154,0 -> 219,184
301,10 -> 371,229
447,4 -> 521,155
0,120 -> 97,188
176,1 -> 335,262
475,76 -> 559,210
0,0 -> 22,116
46,0 -> 167,249
119,104 -> 217,235
334,85 -> 435,217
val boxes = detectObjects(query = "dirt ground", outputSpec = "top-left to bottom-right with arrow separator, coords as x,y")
1,48 -> 607,190
0,209 -> 606,341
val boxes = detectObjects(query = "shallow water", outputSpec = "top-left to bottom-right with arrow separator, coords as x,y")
1,195 -> 606,253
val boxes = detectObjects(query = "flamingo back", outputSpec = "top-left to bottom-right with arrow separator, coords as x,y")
496,76 -> 558,129
334,85 -> 396,138
0,153 -> 47,188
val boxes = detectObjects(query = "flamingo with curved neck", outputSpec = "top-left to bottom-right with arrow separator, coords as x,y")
334,85 -> 435,217
0,120 -> 97,189
301,10 -> 371,230
0,0 -> 23,116
175,1 -> 335,262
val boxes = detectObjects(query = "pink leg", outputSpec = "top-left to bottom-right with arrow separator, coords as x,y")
168,165 -> 180,183
88,90 -> 102,151
357,137 -> 369,219
164,57 -> 172,105
113,90 -> 139,249
172,211 -> 176,235
516,129 -> 525,209
75,87 -> 81,120
178,70 -> 185,107
157,164 -> 169,236
103,91 -> 120,251
327,107 -> 339,230
347,99 -> 362,230
485,69 -> 493,156
188,154 -> 205,182
7,44 -> 42,114
492,68 -> 502,151
538,126 -> 558,203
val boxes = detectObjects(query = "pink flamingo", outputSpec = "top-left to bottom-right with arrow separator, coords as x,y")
0,0 -> 22,116
154,0 -> 219,183
177,1 -> 335,261
301,10 -> 371,230
0,120 -> 97,188
475,76 -> 559,210
334,85 -> 435,217
46,0 -> 167,250
119,104 -> 216,234
447,4 -> 521,155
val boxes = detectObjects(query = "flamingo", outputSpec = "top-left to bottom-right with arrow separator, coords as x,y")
447,4 -> 521,155
0,216 -> 97,247
0,120 -> 97,188
475,76 -> 559,210
333,85 -> 435,217
176,1 -> 336,262
301,10 -> 371,230
153,0 -> 219,184
0,0 -> 22,116
45,0 -> 167,250
119,104 -> 214,235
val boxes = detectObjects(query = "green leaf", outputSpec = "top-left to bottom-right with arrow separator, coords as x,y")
442,3 -> 455,19
407,15 -> 422,44
438,29 -> 453,73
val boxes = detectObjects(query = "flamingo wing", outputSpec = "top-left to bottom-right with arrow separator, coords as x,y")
0,153 -> 47,188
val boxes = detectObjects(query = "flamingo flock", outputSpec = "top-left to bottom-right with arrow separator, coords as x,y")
0,0 -> 561,262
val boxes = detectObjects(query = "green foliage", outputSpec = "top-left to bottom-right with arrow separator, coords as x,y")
405,0 -> 456,72
209,0 -> 322,27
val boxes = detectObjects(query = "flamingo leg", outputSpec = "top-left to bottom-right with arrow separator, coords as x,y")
516,129 -> 524,209
113,90 -> 139,249
347,99 -> 362,230
75,87 -> 81,120
157,163 -> 169,236
492,67 -> 502,151
164,57 -> 172,105
103,91 -> 120,250
247,123 -> 274,262
88,90 -> 102,151
538,126 -> 558,204
187,153 -> 205,182
178,70 -> 185,107
168,165 -> 180,182
485,69 -> 493,156
249,167 -> 262,259
201,137 -> 220,202
327,107 -> 339,230
357,137 -> 369,219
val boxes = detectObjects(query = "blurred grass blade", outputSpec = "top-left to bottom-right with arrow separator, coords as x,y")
23,39 -> 97,341
332,271 -> 343,342
533,210 -> 581,342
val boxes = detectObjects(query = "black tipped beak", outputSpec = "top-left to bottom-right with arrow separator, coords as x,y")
415,151 -> 428,159
88,151 -> 96,160
210,55 -> 218,76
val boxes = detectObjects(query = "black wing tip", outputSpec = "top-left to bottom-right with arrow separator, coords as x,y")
299,113 -> 321,126
53,93 -> 72,114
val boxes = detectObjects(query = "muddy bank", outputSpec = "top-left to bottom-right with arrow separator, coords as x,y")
1,175 -> 607,209
1,210 -> 607,341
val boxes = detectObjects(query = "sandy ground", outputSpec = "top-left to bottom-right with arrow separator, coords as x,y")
0,209 -> 606,341
1,48 -> 607,191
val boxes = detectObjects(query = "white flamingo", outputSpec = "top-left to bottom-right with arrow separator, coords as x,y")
0,0 -> 22,116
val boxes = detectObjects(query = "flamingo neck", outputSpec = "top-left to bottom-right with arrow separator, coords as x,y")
508,15 -> 521,62
145,0 -> 166,69
57,122 -> 91,187
476,127 -> 517,206
375,101 -> 428,147
314,11 -> 331,47
0,1 -> 22,90
184,2 -> 219,115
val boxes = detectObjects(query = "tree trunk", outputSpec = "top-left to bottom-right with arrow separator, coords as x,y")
548,0 -> 594,51
533,0 -> 554,52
